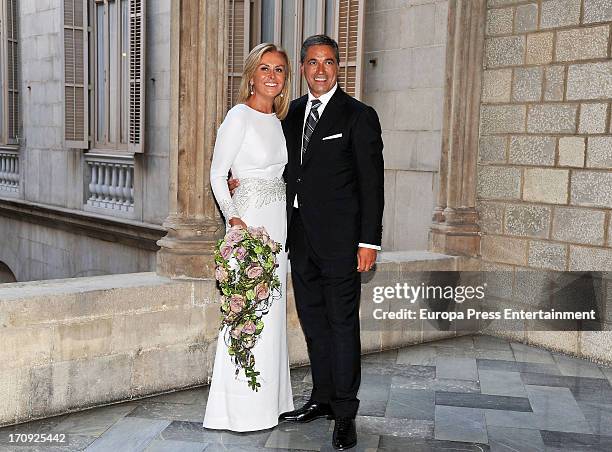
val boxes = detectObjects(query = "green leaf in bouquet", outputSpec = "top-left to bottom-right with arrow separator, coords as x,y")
246,289 -> 255,300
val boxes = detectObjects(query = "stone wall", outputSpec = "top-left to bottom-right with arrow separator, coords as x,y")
0,214 -> 156,281
476,0 -> 612,355
364,0 -> 449,251
477,0 -> 612,271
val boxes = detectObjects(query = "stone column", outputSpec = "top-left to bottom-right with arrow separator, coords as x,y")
157,0 -> 226,279
429,0 -> 486,257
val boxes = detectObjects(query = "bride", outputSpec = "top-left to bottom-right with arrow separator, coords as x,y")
203,43 -> 294,432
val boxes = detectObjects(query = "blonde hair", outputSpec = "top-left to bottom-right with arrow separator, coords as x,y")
238,43 -> 292,120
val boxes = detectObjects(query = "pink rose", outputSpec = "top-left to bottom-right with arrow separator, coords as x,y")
220,244 -> 233,260
215,265 -> 228,282
248,226 -> 265,239
230,294 -> 245,313
261,229 -> 270,244
235,246 -> 247,261
225,228 -> 245,246
269,241 -> 279,253
246,264 -> 263,279
231,327 -> 242,339
242,320 -> 256,335
255,282 -> 270,300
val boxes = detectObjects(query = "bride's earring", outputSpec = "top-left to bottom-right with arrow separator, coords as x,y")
249,82 -> 254,96
280,93 -> 284,98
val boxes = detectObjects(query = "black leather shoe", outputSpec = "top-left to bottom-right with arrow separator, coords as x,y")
332,418 -> 357,450
278,400 -> 334,423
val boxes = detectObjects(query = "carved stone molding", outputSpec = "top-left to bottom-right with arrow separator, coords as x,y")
430,0 -> 486,257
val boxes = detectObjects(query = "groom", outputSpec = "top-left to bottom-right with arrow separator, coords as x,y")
279,35 -> 384,450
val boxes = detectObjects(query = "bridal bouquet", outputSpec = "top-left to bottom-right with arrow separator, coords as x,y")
214,225 -> 282,391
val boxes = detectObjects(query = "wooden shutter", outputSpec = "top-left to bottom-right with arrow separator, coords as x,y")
334,0 -> 364,99
6,0 -> 18,144
128,0 -> 145,153
226,0 -> 250,111
64,0 -> 89,148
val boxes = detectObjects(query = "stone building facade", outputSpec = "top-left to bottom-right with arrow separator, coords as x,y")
478,0 -> 612,272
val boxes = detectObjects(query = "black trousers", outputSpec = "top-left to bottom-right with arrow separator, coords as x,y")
288,208 -> 361,419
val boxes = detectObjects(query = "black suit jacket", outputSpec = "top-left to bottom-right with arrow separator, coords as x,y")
282,88 -> 384,260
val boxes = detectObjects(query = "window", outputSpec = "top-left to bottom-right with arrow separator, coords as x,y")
0,0 -> 19,146
226,0 -> 364,109
64,0 -> 145,153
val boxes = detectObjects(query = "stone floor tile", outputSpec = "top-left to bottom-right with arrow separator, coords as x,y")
396,345 -> 437,366
510,343 -> 555,364
540,429 -> 612,451
50,403 -> 138,437
356,416 -> 433,439
475,350 -> 515,361
520,372 -> 612,403
476,359 -> 561,375
264,418 -> 331,451
361,349 -> 399,365
144,439 -> 206,452
435,348 -> 480,359
432,336 -> 475,350
0,416 -> 68,443
484,409 -> 539,429
578,401 -> 612,436
524,385 -> 592,434
378,435 -> 490,451
435,392 -> 532,412
362,362 -> 436,379
0,434 -> 97,451
434,406 -> 487,444
473,335 -> 513,351
487,426 -> 544,452
357,400 -> 387,417
553,353 -> 606,379
145,387 -> 210,406
385,389 -> 434,420
436,357 -> 478,381
84,417 -> 171,452
479,369 -> 527,397
129,402 -> 205,423
391,376 -> 481,393
158,421 -> 272,446
357,380 -> 391,403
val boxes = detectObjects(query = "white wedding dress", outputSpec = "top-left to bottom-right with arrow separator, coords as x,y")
204,103 -> 294,432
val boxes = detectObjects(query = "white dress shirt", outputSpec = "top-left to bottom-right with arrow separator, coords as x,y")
294,84 -> 380,251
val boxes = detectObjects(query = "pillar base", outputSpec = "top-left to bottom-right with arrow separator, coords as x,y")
156,217 -> 223,279
429,207 -> 481,257
429,225 -> 480,257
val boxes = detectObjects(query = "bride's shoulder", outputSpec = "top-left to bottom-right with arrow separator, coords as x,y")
221,104 -> 250,125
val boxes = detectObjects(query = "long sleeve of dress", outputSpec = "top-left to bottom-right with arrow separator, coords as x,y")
210,108 -> 247,221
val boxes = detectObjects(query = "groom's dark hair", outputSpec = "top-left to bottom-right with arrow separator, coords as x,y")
300,35 -> 340,64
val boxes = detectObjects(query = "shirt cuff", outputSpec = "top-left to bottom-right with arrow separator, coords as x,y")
358,243 -> 381,251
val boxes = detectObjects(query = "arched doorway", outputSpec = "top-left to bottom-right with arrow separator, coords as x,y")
0,261 -> 17,283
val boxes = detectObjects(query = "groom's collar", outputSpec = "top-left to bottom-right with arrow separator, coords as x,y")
307,83 -> 338,109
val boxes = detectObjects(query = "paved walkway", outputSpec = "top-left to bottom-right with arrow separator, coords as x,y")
2,335 -> 612,451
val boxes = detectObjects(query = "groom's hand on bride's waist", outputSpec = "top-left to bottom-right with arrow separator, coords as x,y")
227,177 -> 240,195
357,247 -> 377,272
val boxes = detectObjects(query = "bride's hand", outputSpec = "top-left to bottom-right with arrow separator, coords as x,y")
229,217 -> 247,229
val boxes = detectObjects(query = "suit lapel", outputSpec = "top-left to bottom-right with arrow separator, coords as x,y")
301,88 -> 347,167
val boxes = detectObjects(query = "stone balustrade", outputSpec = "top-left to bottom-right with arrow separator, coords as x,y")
85,155 -> 134,213
0,151 -> 19,193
